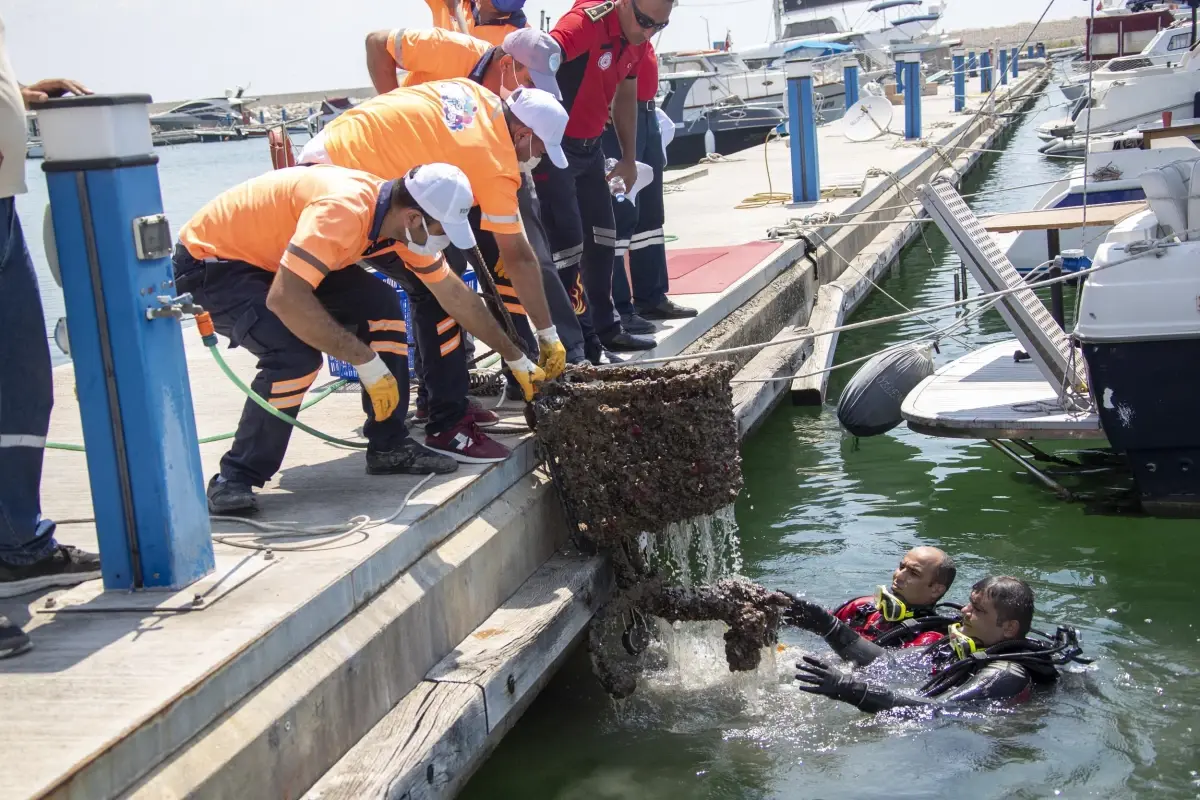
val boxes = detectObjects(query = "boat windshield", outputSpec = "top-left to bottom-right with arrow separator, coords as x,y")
781,18 -> 842,38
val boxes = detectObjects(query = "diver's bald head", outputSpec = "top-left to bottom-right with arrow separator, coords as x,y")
891,546 -> 956,606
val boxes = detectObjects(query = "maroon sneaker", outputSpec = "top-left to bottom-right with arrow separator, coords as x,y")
425,418 -> 511,464
468,397 -> 500,428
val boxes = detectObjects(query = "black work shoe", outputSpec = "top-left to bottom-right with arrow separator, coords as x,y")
600,331 -> 656,352
0,616 -> 31,659
366,437 -> 458,475
637,298 -> 698,320
620,312 -> 656,334
0,546 -> 102,599
207,474 -> 258,515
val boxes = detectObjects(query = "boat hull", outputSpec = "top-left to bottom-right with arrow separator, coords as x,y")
1082,337 -> 1200,515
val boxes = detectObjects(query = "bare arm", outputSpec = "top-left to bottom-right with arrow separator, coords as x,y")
266,269 -> 376,365
493,231 -> 552,331
422,272 -> 524,361
365,30 -> 401,95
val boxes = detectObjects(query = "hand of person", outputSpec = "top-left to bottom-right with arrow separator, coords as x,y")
355,354 -> 401,421
606,158 -> 638,196
781,592 -> 837,635
535,326 -> 567,381
506,354 -> 546,402
21,78 -> 91,107
794,656 -> 867,704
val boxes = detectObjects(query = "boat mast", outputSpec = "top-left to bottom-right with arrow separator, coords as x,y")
774,0 -> 782,43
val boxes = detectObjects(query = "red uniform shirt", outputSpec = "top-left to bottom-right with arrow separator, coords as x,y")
550,0 -> 646,139
636,41 -> 658,102
832,596 -> 947,649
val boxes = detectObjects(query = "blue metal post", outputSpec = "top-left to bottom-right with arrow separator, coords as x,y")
998,48 -> 1009,86
1011,47 -> 1019,77
895,60 -> 904,94
786,60 -> 819,204
968,50 -> 977,77
980,50 -> 992,93
952,49 -> 966,113
1037,42 -> 1046,59
901,54 -> 922,140
34,95 -> 214,591
1027,44 -> 1035,59
282,107 -> 288,122
843,57 -> 860,110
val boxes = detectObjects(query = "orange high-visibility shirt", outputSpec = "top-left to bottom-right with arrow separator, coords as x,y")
319,79 -> 522,235
424,0 -> 474,33
178,165 -> 449,288
387,27 -> 489,88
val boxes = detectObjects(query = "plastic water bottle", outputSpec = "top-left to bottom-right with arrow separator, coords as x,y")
604,157 -> 627,202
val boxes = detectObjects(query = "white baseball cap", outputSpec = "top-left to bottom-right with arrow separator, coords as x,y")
404,163 -> 477,249
506,87 -> 569,169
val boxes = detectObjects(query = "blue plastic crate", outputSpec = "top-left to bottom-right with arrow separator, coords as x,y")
327,267 -> 477,382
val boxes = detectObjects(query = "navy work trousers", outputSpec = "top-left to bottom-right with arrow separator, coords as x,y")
601,106 -> 670,314
0,197 -> 60,566
174,251 -> 412,487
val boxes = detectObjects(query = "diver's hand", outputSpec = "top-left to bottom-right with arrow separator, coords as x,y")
782,593 -> 837,635
506,354 -> 546,402
795,656 -> 868,703
535,325 -> 567,381
355,354 -> 400,422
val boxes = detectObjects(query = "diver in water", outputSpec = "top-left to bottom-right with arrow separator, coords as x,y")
794,576 -> 1089,712
783,546 -> 962,666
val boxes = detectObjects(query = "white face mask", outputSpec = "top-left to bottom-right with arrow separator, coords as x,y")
518,134 -> 541,173
405,216 -> 451,256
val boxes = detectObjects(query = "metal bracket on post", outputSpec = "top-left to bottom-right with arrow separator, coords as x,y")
785,59 -> 819,205
842,57 -> 860,110
901,54 -> 922,140
952,49 -> 967,113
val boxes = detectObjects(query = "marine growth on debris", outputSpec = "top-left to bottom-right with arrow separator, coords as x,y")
534,363 -> 790,697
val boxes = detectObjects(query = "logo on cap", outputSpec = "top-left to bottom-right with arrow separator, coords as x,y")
598,52 -> 613,71
439,82 -> 477,132
549,52 -> 561,72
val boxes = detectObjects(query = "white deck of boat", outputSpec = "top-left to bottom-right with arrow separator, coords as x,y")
902,339 -> 1104,440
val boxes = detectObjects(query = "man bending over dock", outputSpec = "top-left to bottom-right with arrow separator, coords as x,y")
173,163 -> 543,514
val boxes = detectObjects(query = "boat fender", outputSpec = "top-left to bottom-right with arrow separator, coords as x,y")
836,344 -> 934,437
268,127 -> 297,171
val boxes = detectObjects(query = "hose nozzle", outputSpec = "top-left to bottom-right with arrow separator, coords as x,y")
195,311 -> 218,347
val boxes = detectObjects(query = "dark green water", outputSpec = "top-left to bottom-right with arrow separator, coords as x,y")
462,93 -> 1200,799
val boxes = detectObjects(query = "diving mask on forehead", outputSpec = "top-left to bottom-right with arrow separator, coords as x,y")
874,584 -> 913,623
947,623 -> 978,661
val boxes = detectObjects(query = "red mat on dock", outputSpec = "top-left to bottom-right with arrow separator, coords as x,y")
665,242 -> 783,296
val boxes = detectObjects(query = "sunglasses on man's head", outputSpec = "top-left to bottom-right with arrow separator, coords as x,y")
629,0 -> 669,31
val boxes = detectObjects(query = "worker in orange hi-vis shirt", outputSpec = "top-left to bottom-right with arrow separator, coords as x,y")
299,79 -> 569,464
422,0 -> 528,45
172,163 -> 544,514
363,26 -> 587,384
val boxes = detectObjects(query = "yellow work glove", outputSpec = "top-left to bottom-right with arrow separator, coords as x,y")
354,353 -> 400,421
505,354 -> 547,402
535,325 -> 567,381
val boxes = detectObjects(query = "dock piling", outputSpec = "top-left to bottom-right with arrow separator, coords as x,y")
33,94 -> 215,591
968,50 -> 977,77
1028,44 -> 1035,59
901,54 -> 922,140
843,57 -> 860,110
1012,47 -> 1019,77
786,60 -> 820,204
999,49 -> 1009,86
960,262 -> 968,298
1049,265 -> 1066,329
981,50 -> 992,93
1036,42 -> 1046,58
952,49 -> 966,113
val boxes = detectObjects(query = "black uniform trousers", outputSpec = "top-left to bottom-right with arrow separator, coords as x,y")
532,138 -> 621,355
601,103 -> 670,314
446,178 -> 589,366
172,247 -> 409,487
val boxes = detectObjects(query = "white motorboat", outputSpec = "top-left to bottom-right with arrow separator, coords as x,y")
1038,41 -> 1200,144
1076,160 -> 1200,514
1058,22 -> 1194,104
997,137 -> 1200,271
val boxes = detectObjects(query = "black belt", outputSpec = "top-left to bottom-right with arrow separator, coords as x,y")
564,134 -> 603,150
638,100 -> 656,112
